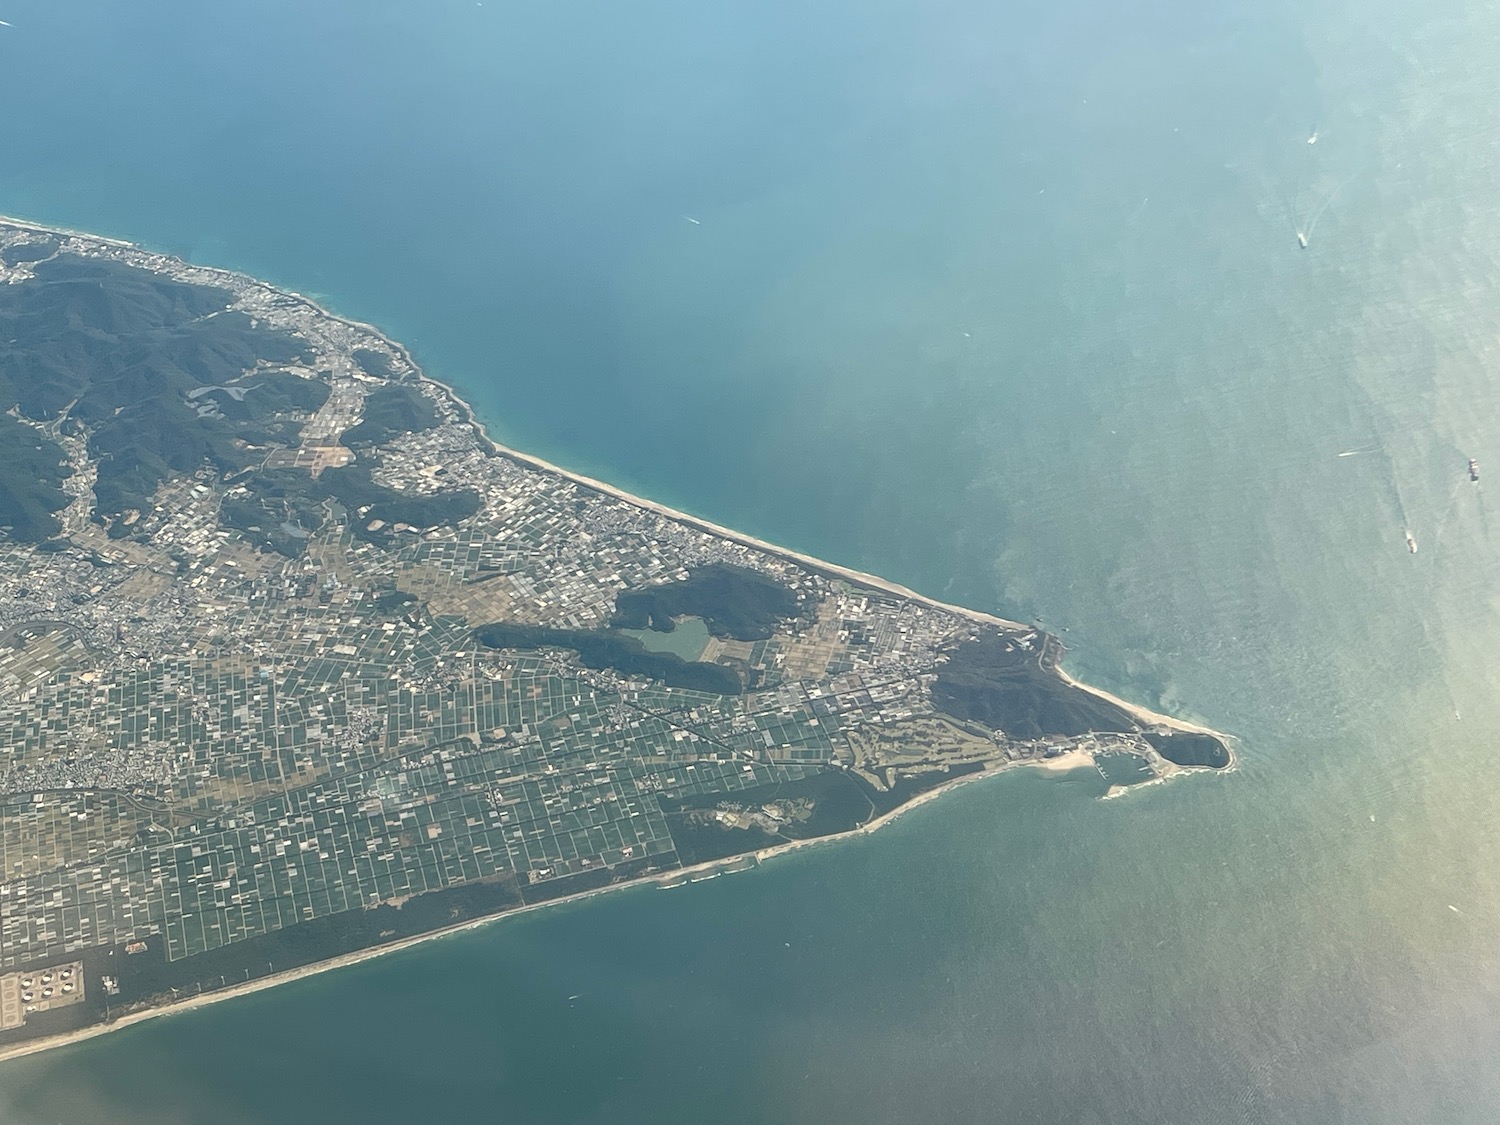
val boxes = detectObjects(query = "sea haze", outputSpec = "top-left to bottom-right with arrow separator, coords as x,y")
5,0 -> 1500,1121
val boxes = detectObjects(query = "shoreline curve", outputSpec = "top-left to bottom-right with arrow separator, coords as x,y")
0,213 -> 1234,1063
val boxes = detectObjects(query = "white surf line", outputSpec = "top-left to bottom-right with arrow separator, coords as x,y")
0,213 -> 1238,751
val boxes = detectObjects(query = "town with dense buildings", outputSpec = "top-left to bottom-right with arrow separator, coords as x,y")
0,218 -> 1227,1055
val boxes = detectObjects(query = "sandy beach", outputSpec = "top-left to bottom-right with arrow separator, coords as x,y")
0,740 -> 1118,1065
0,212 -> 1227,748
0,757 -> 1034,1065
1034,748 -> 1097,773
0,213 -> 1232,1064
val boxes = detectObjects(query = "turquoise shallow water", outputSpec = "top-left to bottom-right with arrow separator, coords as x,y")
5,0 -> 1500,1121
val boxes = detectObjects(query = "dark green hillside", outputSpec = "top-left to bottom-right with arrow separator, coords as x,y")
319,465 -> 481,542
217,470 -> 330,556
0,254 -> 495,552
222,464 -> 482,555
0,414 -> 70,540
932,632 -> 1136,740
1143,731 -> 1231,768
340,383 -> 440,448
934,632 -> 1231,766
0,254 -> 313,532
189,370 -> 330,423
611,564 -> 804,640
475,623 -> 744,694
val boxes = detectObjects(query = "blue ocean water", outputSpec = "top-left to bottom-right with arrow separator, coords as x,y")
5,0 -> 1500,1121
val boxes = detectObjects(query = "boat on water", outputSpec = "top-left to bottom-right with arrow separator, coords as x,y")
1406,530 -> 1418,554
1469,457 -> 1480,482
1297,231 -> 1309,249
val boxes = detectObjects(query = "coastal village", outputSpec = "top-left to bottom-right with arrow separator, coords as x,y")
0,219 -> 1222,1052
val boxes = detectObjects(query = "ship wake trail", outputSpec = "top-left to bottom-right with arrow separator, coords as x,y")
1303,171 -> 1362,241
1429,476 -> 1472,553
1345,384 -> 1420,552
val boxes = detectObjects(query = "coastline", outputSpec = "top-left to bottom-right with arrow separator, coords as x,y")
0,749 -> 1100,1066
0,213 -> 1234,1063
0,213 -> 1223,744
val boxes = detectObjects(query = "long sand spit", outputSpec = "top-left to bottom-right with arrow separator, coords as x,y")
0,215 -> 1233,1063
